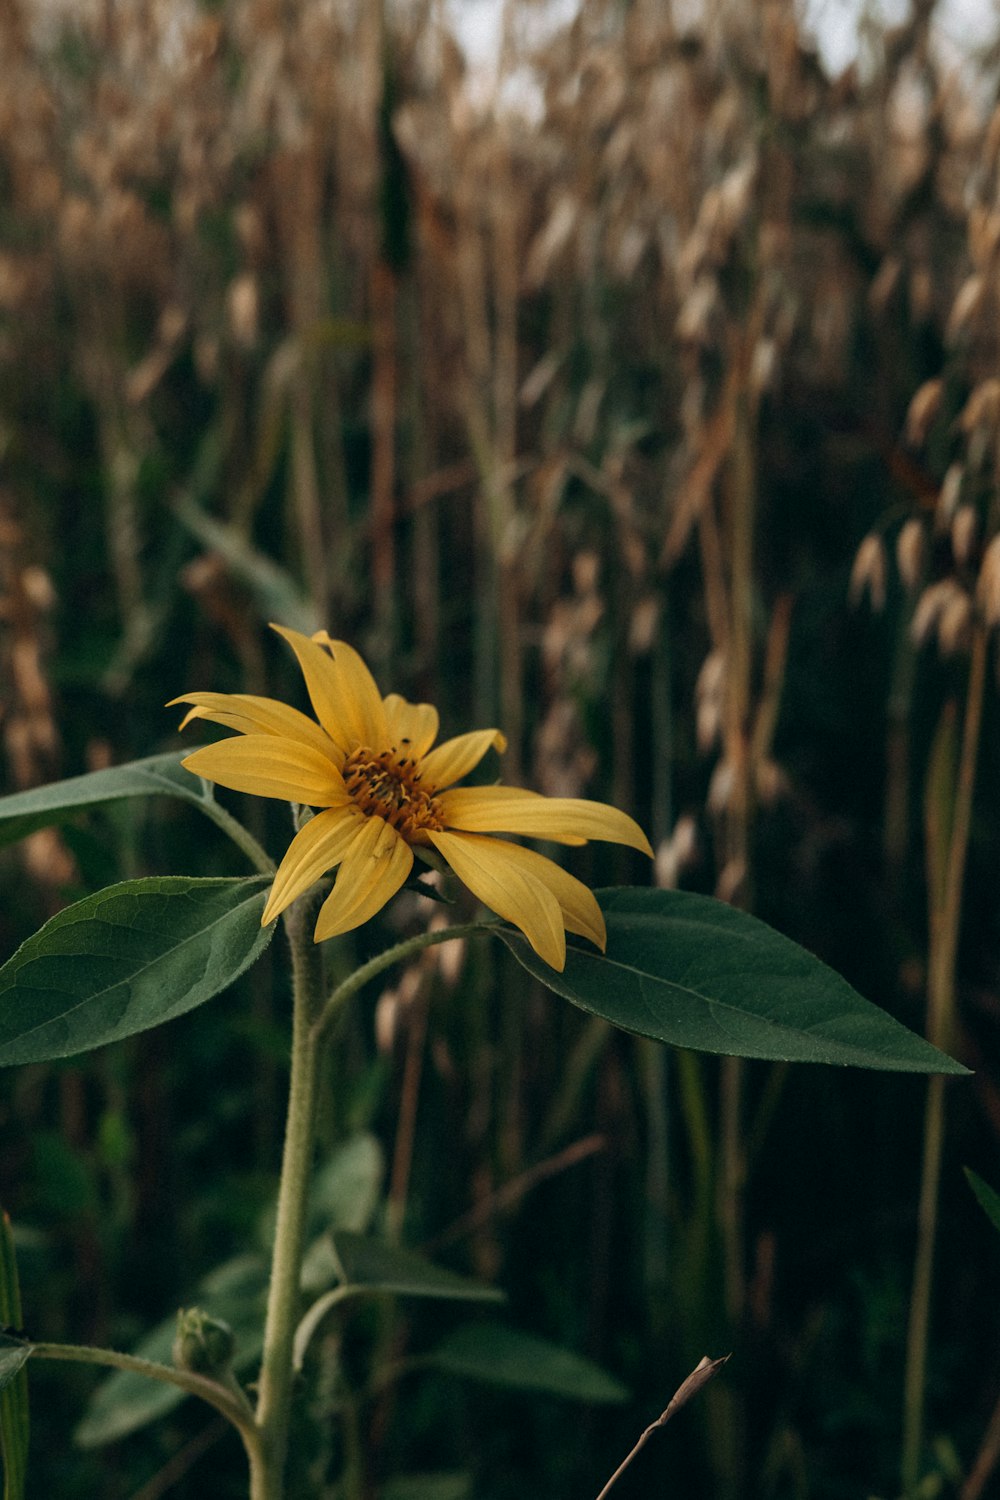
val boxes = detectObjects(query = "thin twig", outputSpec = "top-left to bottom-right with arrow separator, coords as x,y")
594,1354 -> 731,1500
423,1134 -> 606,1252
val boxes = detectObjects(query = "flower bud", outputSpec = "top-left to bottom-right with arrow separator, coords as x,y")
172,1309 -> 236,1377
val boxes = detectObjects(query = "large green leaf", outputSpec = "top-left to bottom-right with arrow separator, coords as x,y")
0,754 -> 198,851
423,1324 -> 627,1403
0,876 -> 273,1066
501,888 -> 967,1073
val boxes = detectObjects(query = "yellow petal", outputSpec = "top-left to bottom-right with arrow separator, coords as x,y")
428,829 -> 567,970
261,805 -> 366,925
446,834 -> 607,950
313,816 -> 414,942
419,729 -> 507,792
437,786 -> 652,855
437,787 -> 583,845
169,692 -> 339,761
182,735 -> 349,806
383,693 -> 439,759
271,626 -> 387,753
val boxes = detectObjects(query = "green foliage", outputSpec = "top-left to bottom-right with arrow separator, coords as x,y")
74,1256 -> 266,1449
421,1324 -> 628,1404
0,753 -> 196,851
329,1231 -> 505,1305
0,876 -> 273,1065
502,889 -> 964,1073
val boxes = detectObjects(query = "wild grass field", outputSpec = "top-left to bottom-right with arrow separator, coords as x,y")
2,0 -> 1000,1495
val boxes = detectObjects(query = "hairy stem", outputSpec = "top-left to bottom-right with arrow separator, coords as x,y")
313,921 -> 501,1041
31,1342 -> 260,1460
252,899 -> 324,1500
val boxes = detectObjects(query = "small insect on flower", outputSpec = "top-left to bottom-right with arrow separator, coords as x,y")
170,627 -> 652,970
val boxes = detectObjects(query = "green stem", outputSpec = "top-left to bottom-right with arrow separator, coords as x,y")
901,623 -> 986,1494
31,1342 -> 260,1458
248,915 -> 500,1498
253,899 -> 325,1500
313,921 -> 501,1042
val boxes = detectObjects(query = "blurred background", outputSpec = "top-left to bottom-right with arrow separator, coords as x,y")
2,0 -> 1000,1495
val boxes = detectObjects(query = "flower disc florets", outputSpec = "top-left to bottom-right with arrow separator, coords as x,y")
342,746 -> 444,842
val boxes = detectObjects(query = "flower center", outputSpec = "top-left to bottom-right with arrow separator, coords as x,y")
342,746 -> 444,842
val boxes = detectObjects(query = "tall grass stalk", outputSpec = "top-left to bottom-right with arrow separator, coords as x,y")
902,622 -> 987,1494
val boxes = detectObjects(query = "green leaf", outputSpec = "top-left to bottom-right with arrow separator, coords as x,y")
308,1136 -> 385,1239
0,753 -> 199,851
330,1232 -> 505,1305
75,1256 -> 267,1449
501,889 -> 968,1073
965,1169 -> 1000,1236
424,1324 -> 627,1403
294,1233 -> 505,1369
0,876 -> 273,1066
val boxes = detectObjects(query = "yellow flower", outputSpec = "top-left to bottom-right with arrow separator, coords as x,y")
170,626 -> 652,970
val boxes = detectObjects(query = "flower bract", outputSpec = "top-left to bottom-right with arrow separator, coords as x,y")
170,626 -> 652,970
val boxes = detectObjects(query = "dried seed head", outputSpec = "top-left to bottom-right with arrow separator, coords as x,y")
755,759 -> 788,806
937,464 -> 964,528
629,595 -> 659,654
707,757 -> 734,814
716,857 -> 747,905
896,518 -> 925,591
869,256 -> 902,314
227,273 -> 259,347
695,650 -> 726,751
676,275 -> 723,346
749,337 -> 778,398
375,989 -> 400,1052
969,203 -> 1000,270
654,813 -> 699,890
947,273 -> 985,343
849,533 -> 887,611
960,379 -> 1000,435
952,505 -> 978,567
904,378 -> 943,447
655,838 -> 679,889
911,579 -> 961,647
977,534 -> 1000,627
937,588 -> 973,656
429,910 -> 466,986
